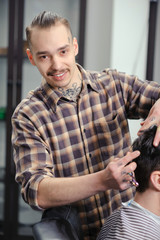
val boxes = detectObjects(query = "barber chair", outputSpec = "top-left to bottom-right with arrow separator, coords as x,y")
32,205 -> 83,240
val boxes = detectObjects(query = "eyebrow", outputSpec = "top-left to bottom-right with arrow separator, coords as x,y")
36,44 -> 70,56
36,51 -> 49,56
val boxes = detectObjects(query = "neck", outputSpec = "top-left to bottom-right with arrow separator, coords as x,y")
58,70 -> 82,102
134,189 -> 160,216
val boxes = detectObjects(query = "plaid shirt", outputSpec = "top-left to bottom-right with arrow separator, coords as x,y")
12,65 -> 160,239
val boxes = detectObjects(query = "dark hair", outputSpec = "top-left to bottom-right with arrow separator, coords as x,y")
132,125 -> 160,192
26,11 -> 72,49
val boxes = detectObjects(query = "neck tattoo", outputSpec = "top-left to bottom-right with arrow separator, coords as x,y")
58,74 -> 82,101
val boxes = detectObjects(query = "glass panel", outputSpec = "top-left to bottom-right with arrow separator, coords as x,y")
0,0 -> 8,234
18,0 -> 80,235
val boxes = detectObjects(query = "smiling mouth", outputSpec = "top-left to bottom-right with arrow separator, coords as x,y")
47,70 -> 67,81
54,72 -> 65,77
48,71 -> 65,77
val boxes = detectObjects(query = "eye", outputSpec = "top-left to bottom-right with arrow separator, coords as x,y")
60,47 -> 69,56
40,55 -> 48,59
38,55 -> 49,62
60,50 -> 67,55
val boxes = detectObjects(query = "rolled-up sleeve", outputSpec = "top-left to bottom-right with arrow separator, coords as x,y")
12,105 -> 54,210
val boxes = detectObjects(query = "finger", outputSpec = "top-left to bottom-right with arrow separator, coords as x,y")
121,172 -> 132,181
111,157 -> 120,162
124,161 -> 137,173
120,181 -> 132,191
140,121 -> 144,126
138,117 -> 157,135
121,172 -> 139,189
153,126 -> 160,147
120,151 -> 140,167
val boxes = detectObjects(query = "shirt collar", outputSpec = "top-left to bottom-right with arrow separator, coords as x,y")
39,79 -> 61,112
77,64 -> 100,94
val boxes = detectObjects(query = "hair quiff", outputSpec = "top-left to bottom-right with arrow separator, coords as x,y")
26,11 -> 72,49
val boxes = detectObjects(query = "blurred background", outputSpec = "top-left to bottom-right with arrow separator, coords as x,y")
0,0 -> 160,239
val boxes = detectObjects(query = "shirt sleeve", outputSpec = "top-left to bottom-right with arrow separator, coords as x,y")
110,70 -> 160,119
12,103 -> 55,210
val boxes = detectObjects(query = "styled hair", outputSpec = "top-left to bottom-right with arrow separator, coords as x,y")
26,11 -> 72,49
132,125 -> 160,192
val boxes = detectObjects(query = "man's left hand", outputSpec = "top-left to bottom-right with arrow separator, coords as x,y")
137,98 -> 160,147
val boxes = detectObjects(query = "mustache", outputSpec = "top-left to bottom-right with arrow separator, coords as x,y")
47,70 -> 65,76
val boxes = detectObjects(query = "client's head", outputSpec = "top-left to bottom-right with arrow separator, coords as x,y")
132,125 -> 160,193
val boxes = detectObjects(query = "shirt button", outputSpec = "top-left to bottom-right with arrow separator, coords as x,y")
89,153 -> 92,158
84,129 -> 86,133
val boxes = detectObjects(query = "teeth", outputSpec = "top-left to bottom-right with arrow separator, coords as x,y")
55,72 -> 64,77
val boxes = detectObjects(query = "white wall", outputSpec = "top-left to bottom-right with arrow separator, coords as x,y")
110,0 -> 149,79
84,0 -> 113,71
84,0 -> 149,77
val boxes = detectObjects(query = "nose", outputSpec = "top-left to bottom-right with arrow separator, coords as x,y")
50,55 -> 62,70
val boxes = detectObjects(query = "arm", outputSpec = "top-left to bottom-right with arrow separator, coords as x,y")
110,70 -> 160,119
113,70 -> 160,146
37,151 -> 139,209
137,98 -> 160,147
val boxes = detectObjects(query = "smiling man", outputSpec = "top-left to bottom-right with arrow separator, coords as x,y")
12,11 -> 160,239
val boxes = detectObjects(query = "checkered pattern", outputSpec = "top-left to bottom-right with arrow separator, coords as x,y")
12,65 -> 160,239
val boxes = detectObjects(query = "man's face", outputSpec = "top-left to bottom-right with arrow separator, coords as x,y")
26,24 -> 79,90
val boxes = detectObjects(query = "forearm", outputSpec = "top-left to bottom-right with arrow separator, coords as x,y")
37,170 -> 105,208
37,151 -> 139,209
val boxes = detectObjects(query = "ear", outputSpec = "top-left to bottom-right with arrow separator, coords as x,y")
150,171 -> 160,191
26,48 -> 36,66
73,37 -> 79,56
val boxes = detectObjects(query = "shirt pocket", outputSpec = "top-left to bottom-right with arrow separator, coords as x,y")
94,113 -> 125,160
